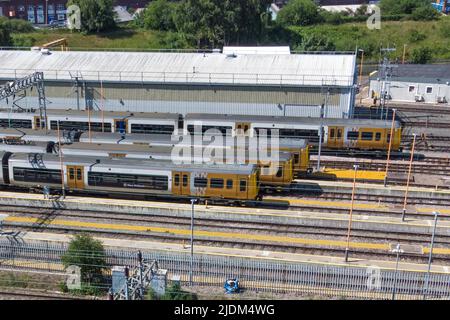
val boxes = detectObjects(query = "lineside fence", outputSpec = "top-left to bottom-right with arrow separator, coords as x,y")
0,240 -> 449,300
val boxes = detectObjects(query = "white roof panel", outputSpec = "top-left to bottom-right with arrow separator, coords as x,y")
0,50 -> 356,87
223,46 -> 291,55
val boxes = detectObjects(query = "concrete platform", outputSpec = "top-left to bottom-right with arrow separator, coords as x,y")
1,191 -> 449,238
12,232 -> 450,275
312,168 -> 385,182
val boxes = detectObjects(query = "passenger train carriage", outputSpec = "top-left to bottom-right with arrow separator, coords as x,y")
77,133 -> 310,175
0,109 -> 180,135
61,143 -> 293,185
0,128 -> 310,178
184,114 -> 403,151
0,109 -> 401,151
0,152 -> 260,201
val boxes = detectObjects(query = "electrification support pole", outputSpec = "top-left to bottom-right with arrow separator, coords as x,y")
57,121 -> 65,199
190,198 -> 195,286
317,89 -> 328,172
358,49 -> 364,87
402,133 -> 416,221
345,165 -> 358,262
138,251 -> 144,299
391,243 -> 403,300
423,211 -> 439,300
384,108 -> 397,187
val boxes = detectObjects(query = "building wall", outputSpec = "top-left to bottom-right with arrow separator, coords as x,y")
369,79 -> 450,104
0,81 -> 354,118
0,0 -> 150,23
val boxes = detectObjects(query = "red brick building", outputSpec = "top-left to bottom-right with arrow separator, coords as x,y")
0,0 -> 151,24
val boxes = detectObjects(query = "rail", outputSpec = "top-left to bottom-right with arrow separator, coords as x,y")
1,240 -> 450,299
0,68 -> 354,87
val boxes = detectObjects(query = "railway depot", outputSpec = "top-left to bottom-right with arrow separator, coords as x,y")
0,45 -> 450,301
0,48 -> 358,118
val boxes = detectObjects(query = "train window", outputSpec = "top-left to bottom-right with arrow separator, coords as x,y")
293,153 -> 299,164
50,121 -> 112,132
182,175 -> 188,187
408,85 -> 415,93
187,125 -> 232,136
387,134 -> 391,143
13,167 -> 62,184
330,129 -> 335,139
0,119 -> 33,129
69,168 -> 75,180
347,131 -> 359,140
239,180 -> 247,192
244,125 -> 249,132
131,124 -> 174,135
375,132 -> 381,141
226,180 -> 233,189
194,177 -> 207,188
276,166 -> 283,178
361,132 -> 373,141
337,129 -> 342,139
426,87 -> 433,94
76,169 -> 82,180
87,172 -> 168,190
174,174 -> 180,186
210,178 -> 224,189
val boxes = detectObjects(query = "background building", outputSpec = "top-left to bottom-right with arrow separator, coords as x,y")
0,0 -> 150,24
432,0 -> 450,13
369,64 -> 450,105
0,48 -> 357,118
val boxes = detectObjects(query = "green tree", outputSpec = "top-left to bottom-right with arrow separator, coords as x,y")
61,234 -> 107,286
67,0 -> 116,33
277,0 -> 320,27
147,282 -> 197,300
379,0 -> 435,15
174,0 -> 272,47
411,6 -> 440,21
298,33 -> 336,51
411,46 -> 432,64
0,18 -> 12,46
140,0 -> 177,31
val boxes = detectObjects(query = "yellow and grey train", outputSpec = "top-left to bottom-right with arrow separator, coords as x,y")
184,113 -> 403,151
0,152 -> 261,202
0,139 -> 294,186
0,109 -> 401,151
0,109 -> 180,135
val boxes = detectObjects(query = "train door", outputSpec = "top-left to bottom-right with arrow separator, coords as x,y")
67,166 -> 84,189
235,122 -> 251,136
327,126 -> 344,148
114,119 -> 128,134
33,116 -> 42,130
172,171 -> 190,196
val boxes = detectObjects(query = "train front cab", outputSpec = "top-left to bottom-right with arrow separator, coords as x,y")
171,171 -> 259,200
354,127 -> 402,150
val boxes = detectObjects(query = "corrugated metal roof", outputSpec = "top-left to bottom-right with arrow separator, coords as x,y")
371,64 -> 450,83
0,50 -> 356,87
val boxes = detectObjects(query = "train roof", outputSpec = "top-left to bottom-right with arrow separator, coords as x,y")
0,128 -> 79,143
0,109 -> 180,121
63,142 -> 293,162
185,113 -> 402,128
80,132 -> 309,149
0,141 -> 51,153
9,153 -> 258,175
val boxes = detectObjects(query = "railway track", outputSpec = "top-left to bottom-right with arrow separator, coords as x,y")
0,289 -> 84,300
2,206 -> 450,263
311,159 -> 450,176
